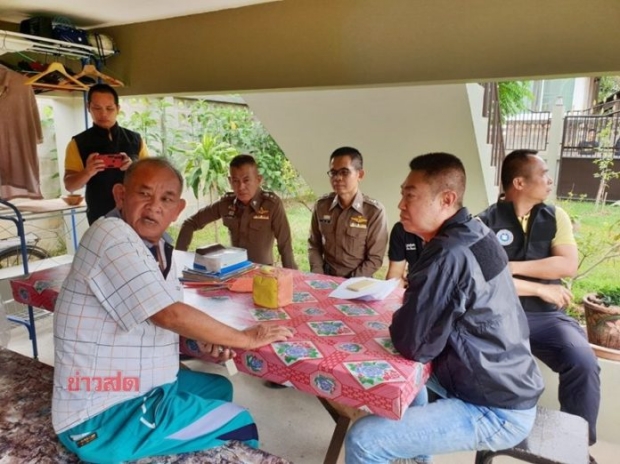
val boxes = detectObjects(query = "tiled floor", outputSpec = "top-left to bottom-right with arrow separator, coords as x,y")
6,314 -> 619,464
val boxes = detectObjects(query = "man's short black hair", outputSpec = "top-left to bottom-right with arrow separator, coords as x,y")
330,146 -> 363,170
500,149 -> 538,192
229,154 -> 257,169
88,83 -> 119,106
409,152 -> 466,207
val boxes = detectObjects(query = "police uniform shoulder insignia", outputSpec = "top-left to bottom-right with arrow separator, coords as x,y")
362,195 -> 382,208
222,191 -> 236,200
261,191 -> 279,202
318,192 -> 334,202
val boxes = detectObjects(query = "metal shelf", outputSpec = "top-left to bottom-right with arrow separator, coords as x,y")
0,29 -> 116,60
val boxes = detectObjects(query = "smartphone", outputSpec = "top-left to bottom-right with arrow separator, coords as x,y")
99,154 -> 125,169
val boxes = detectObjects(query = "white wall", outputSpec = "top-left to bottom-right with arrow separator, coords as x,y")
243,83 -> 496,229
51,95 -> 90,253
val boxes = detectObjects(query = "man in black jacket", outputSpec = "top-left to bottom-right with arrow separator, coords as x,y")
478,149 -> 600,454
345,152 -> 544,464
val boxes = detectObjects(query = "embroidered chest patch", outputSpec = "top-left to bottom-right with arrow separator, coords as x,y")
349,215 -> 368,229
253,207 -> 270,220
496,229 -> 514,246
319,215 -> 331,224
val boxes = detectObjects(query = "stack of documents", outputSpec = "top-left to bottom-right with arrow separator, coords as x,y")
329,277 -> 400,301
182,261 -> 254,282
194,244 -> 248,273
182,244 -> 254,282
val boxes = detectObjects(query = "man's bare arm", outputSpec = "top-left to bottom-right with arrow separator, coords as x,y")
510,244 -> 578,280
64,153 -> 105,192
512,278 -> 573,308
150,301 -> 292,350
386,260 -> 407,287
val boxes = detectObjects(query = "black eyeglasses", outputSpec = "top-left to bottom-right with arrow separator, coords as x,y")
327,168 -> 354,178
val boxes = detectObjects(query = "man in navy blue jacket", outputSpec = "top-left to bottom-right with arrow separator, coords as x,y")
345,152 -> 544,464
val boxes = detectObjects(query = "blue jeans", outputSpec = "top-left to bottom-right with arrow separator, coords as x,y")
345,376 -> 537,464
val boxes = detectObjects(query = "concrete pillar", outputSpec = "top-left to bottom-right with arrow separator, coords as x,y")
545,97 -> 565,201
51,95 -> 90,253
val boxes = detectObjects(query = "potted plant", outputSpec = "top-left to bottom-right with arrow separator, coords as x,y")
583,286 -> 620,351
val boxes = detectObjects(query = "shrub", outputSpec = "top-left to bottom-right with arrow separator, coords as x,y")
595,286 -> 620,307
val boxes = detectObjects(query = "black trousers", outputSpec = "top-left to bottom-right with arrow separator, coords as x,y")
527,310 -> 601,445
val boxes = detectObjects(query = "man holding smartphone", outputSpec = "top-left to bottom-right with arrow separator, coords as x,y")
64,84 -> 149,224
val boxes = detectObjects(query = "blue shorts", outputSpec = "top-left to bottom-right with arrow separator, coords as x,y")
58,370 -> 258,463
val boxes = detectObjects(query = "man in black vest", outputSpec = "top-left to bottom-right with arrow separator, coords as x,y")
64,84 -> 149,224
478,149 -> 601,453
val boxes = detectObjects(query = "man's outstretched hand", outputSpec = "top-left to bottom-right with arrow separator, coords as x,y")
242,324 -> 293,350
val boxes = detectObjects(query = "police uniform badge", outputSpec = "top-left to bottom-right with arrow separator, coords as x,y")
350,215 -> 368,229
226,203 -> 236,218
253,207 -> 270,220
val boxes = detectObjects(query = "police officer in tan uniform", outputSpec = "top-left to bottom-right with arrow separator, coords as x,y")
308,146 -> 388,277
176,154 -> 297,269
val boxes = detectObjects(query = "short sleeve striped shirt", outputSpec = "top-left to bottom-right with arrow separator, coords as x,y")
52,218 -> 183,433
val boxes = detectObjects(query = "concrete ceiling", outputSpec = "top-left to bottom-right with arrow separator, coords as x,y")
1,0 -> 618,95
0,0 -> 279,28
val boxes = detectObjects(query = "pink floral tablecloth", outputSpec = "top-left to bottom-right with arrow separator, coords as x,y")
10,263 -> 431,420
181,270 -> 431,420
10,263 -> 70,311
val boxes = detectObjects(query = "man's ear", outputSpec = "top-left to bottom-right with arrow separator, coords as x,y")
357,169 -> 365,181
441,190 -> 458,208
513,176 -> 525,191
171,199 -> 187,222
112,183 -> 125,209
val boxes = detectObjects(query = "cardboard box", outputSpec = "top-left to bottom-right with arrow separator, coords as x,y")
253,267 -> 293,309
194,245 -> 248,273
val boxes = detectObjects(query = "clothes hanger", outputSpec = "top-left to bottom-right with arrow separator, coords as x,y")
73,64 -> 124,87
24,61 -> 89,92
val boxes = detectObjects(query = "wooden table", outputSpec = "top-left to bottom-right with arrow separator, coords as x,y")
10,255 -> 431,463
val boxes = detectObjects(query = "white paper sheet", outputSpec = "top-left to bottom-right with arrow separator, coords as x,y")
329,277 -> 400,301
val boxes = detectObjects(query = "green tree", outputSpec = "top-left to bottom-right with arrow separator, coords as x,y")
186,101 -> 306,197
120,98 -> 161,153
590,120 -> 620,207
498,81 -> 534,118
597,76 -> 620,103
566,218 -> 620,290
120,97 -> 187,157
175,134 -> 237,241
122,96 -> 309,199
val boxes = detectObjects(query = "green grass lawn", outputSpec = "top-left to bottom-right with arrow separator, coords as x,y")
558,199 -> 620,308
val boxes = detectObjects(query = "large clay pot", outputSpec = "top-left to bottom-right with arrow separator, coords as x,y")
583,294 -> 620,350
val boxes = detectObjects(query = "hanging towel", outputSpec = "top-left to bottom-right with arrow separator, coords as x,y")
0,65 -> 43,200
